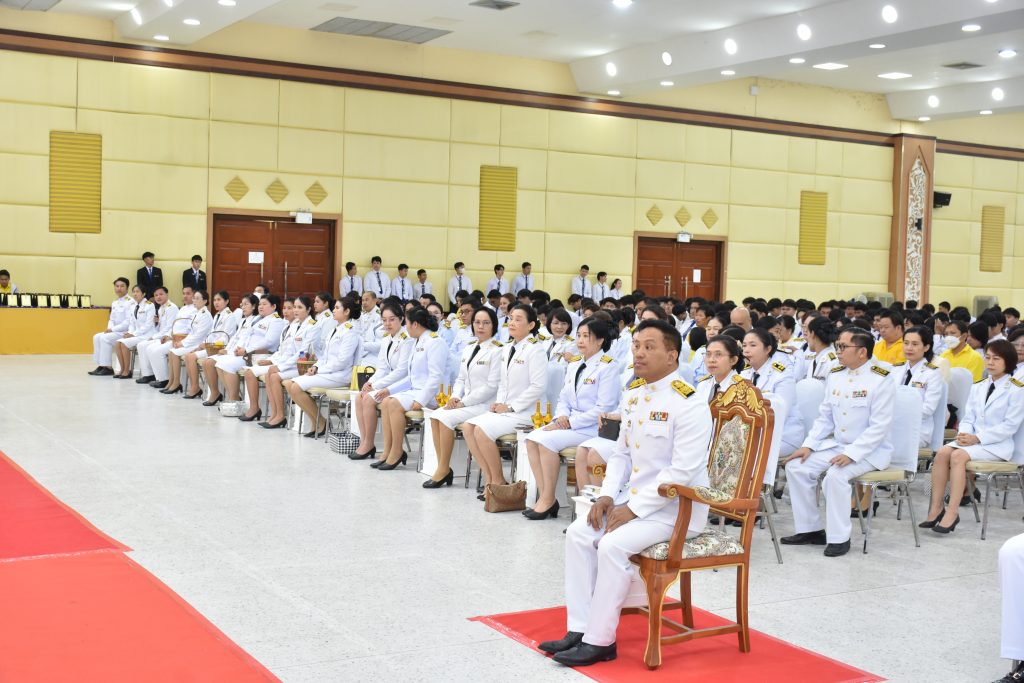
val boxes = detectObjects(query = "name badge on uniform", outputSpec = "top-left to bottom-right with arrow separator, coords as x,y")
852,390 -> 867,398
476,360 -> 486,365
514,358 -> 525,365
911,381 -> 925,389
584,378 -> 596,385
649,411 -> 668,422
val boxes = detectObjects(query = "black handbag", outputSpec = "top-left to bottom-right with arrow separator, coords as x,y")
356,366 -> 376,389
598,417 -> 621,441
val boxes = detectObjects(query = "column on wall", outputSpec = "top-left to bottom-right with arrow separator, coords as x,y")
888,135 -> 936,302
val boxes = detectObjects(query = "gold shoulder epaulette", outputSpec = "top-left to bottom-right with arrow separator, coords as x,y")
871,365 -> 890,377
628,378 -> 646,389
600,354 -> 613,363
491,339 -> 503,347
537,333 -> 549,341
772,361 -> 786,372
502,320 -> 509,327
444,320 -> 451,329
274,313 -> 280,318
974,377 -> 985,384
458,322 -> 467,329
891,360 -> 906,366
672,379 -> 695,398
743,362 -> 751,370
569,354 -> 584,362
697,373 -> 712,383
628,325 -> 637,333
628,362 -> 635,369
430,332 -> 439,338
733,374 -> 744,382
527,337 -> 539,344
777,346 -> 793,355
467,339 -> 478,345
309,318 -> 317,325
828,352 -> 837,361
344,322 -> 353,329
925,362 -> 938,370
400,331 -> 408,339
1012,377 -> 1024,388
831,365 -> 846,373
566,335 -> 574,341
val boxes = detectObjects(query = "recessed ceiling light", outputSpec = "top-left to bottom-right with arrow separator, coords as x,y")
162,0 -> 171,6
130,7 -> 141,24
999,49 -> 1017,58
796,23 -> 812,41
918,116 -> 931,121
605,62 -> 617,77
961,23 -> 981,32
219,0 -> 236,5
660,80 -> 674,86
607,90 -> 620,96
992,87 -> 1005,101
813,62 -> 848,70
881,5 -> 897,23
661,51 -> 672,66
980,109 -> 993,115
153,34 -> 169,40
612,0 -> 632,7
927,95 -> 940,108
724,38 -> 738,55
789,57 -> 806,64
183,17 -> 200,25
878,72 -> 912,79
721,69 -> 736,76
869,43 -> 886,49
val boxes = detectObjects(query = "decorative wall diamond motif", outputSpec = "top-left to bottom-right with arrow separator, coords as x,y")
674,206 -> 691,227
904,159 -> 926,301
224,176 -> 248,202
305,181 -> 327,206
266,178 -> 289,204
645,204 -> 663,225
702,208 -> 718,230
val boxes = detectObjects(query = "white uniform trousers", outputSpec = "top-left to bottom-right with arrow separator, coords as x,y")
784,447 -> 878,543
93,332 -> 121,366
432,403 -> 489,430
526,427 -> 595,452
578,436 -> 616,462
135,339 -> 159,376
146,341 -> 174,381
1000,533 -> 1024,660
564,517 -> 676,647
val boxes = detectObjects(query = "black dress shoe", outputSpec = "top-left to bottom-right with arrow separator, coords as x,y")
239,410 -> 262,422
261,419 -> 288,429
160,385 -> 182,395
348,446 -> 376,461
423,469 -> 454,488
182,391 -> 203,399
824,540 -> 851,557
919,508 -> 946,529
993,660 -> 1024,683
93,367 -> 114,376
780,530 -> 827,545
303,426 -> 327,438
477,493 -> 486,501
851,501 -> 881,518
136,375 -> 156,384
933,515 -> 960,534
377,452 -> 408,470
524,500 -> 560,520
114,374 -> 133,380
150,380 -> 168,388
202,395 -> 222,407
538,631 -> 583,654
553,642 -> 617,667
87,366 -> 103,375
369,459 -> 385,469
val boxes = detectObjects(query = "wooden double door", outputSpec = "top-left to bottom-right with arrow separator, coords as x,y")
636,237 -> 722,300
212,217 -> 335,303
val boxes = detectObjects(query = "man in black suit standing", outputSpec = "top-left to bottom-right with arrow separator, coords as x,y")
182,254 -> 207,292
136,251 -> 163,300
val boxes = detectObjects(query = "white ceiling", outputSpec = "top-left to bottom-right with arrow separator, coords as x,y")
37,0 -> 1024,121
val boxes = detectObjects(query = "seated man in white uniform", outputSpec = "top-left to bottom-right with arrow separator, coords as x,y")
88,277 -> 134,376
996,532 -> 1024,683
134,287 -> 179,384
539,319 -> 713,667
782,327 -> 894,557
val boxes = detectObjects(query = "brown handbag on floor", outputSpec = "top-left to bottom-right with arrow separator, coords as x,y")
484,480 -> 527,513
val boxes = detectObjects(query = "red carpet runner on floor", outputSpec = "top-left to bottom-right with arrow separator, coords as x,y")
472,605 -> 884,683
0,451 -> 279,682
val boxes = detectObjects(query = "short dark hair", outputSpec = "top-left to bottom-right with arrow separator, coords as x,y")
417,269 -> 426,276
904,324 -> 935,361
986,339 -> 1018,373
214,289 -> 230,303
745,327 -> 778,357
634,319 -> 682,358
261,294 -> 280,312
841,327 -> 875,358
1005,307 -> 1020,319
114,276 -> 130,287
807,316 -> 838,345
345,261 -> 356,272
453,261 -> 465,269
577,316 -> 617,352
194,289 -> 210,303
597,271 -> 607,279
154,286 -> 168,295
879,309 -> 904,328
707,334 -> 744,373
142,251 -> 154,260
946,319 -> 969,335
371,256 -> 382,264
969,321 -> 989,346
472,305 -> 499,337
521,261 -> 531,269
191,255 -> 202,262
580,264 -> 589,271
398,263 -> 409,271
338,296 -> 362,321
494,264 -> 504,272
510,303 -> 540,335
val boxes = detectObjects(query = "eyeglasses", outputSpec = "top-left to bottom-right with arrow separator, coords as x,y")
835,343 -> 865,352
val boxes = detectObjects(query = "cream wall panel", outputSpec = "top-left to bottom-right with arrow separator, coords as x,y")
77,110 -> 209,167
448,185 -> 478,228
974,157 -> 1018,193
683,163 -> 730,204
1018,163 -> 1024,193
0,153 -> 47,206
499,147 -> 547,190
344,90 -> 450,140
344,134 -> 449,184
788,138 -> 816,174
785,282 -> 840,301
76,258 -> 144,301
544,233 -> 632,276
500,105 -> 548,149
729,206 -> 786,244
840,178 -> 891,215
935,153 -> 973,188
815,140 -> 843,176
972,190 -> 1017,225
103,162 -> 208,214
837,214 -> 891,250
447,228 -> 498,276
636,120 -> 686,162
1012,224 -> 1024,258
784,245 -> 839,282
341,224 -> 449,271
278,128 -> 344,177
0,103 -> 76,156
784,174 -> 817,213
729,168 -> 789,208
489,231 -> 546,273
967,222 -> 1014,259
837,248 -> 888,285
0,205 -> 74,255
636,160 -> 685,200
546,152 -> 636,197
517,190 -> 546,232
76,211 -> 206,260
210,74 -> 278,125
731,243 -> 786,281
684,126 -> 731,166
1012,258 -> 1024,289
279,81 -> 344,131
208,170 -> 342,213
0,52 -> 76,107
0,255 -> 75,293
451,100 -> 500,145
343,178 -> 447,226
77,61 -> 209,119
209,122 -> 278,172
841,143 -> 891,181
929,285 -> 968,306
731,131 -> 788,172
548,111 -> 636,158
545,192 -> 634,235
967,255 -> 1013,289
449,143 -> 499,186
813,176 -> 844,212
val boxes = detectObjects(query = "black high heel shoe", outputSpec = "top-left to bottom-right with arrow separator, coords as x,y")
160,385 -> 183,395
369,459 -> 385,468
850,501 -> 880,518
524,500 -> 560,520
377,452 -> 408,470
933,515 -> 960,534
303,425 -> 327,438
349,446 -> 376,461
919,508 -> 946,529
261,419 -> 288,429
239,410 -> 262,422
423,469 -> 454,488
182,391 -> 203,400
202,395 -> 222,407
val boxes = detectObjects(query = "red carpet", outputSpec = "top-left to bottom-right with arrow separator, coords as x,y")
472,605 -> 883,683
0,552 -> 279,682
0,451 -> 128,561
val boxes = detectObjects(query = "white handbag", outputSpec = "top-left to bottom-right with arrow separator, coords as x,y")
219,401 -> 245,417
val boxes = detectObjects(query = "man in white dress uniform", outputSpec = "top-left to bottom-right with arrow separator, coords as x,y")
996,532 -> 1024,682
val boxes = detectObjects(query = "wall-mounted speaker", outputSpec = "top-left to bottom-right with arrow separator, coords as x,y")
933,191 -> 952,208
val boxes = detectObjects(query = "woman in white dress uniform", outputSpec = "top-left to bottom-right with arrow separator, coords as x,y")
214,295 -> 287,404
802,316 -> 840,381
351,302 -> 414,462
523,317 -> 622,520
242,295 -> 320,425
742,328 -> 803,455
425,307 -> 504,488
894,326 -> 945,449
182,290 -> 239,398
161,290 -> 214,395
462,305 -> 548,496
198,295 -> 260,406
923,340 -> 1024,533
286,298 -> 363,437
312,292 -> 337,356
375,308 -> 449,470
544,308 -> 578,406
112,285 -> 155,379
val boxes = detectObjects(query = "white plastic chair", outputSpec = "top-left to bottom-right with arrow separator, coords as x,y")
795,378 -> 825,434
676,361 -> 694,385
758,392 -> 786,564
918,379 -> 948,470
945,367 -> 973,436
966,420 -> 1024,539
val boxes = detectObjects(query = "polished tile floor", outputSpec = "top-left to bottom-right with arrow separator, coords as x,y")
1,355 -> 1020,682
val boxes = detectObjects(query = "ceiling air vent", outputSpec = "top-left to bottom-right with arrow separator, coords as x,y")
469,0 -> 521,10
942,61 -> 984,70
311,17 -> 452,43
